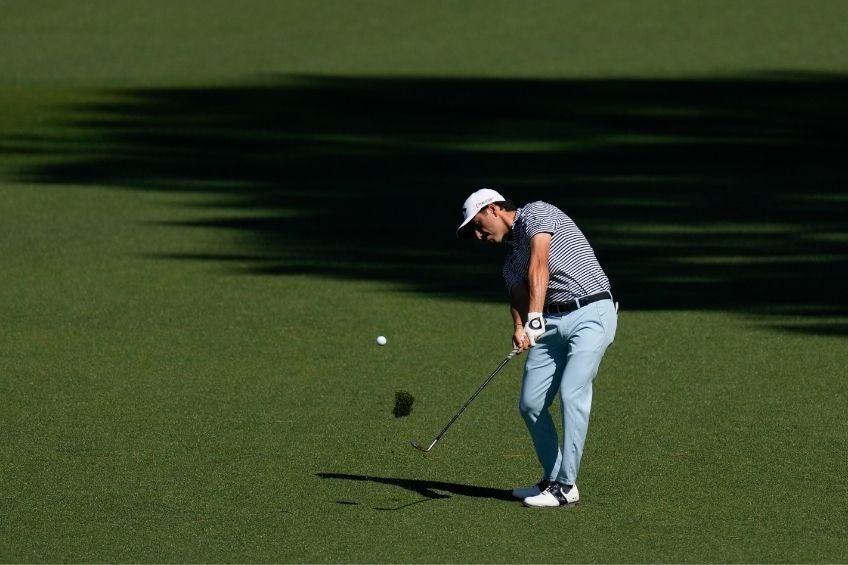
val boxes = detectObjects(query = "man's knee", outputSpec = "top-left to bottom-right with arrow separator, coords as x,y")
518,394 -> 546,420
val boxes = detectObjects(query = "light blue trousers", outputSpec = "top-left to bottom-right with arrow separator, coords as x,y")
518,299 -> 618,486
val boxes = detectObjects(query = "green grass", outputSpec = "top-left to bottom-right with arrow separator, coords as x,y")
2,0 -> 847,86
2,191 -> 845,561
2,1 -> 848,562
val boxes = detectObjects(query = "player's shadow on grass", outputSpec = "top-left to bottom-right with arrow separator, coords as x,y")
316,472 -> 514,509
4,73 -> 848,333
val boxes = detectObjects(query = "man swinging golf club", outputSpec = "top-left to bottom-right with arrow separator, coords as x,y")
457,188 -> 618,508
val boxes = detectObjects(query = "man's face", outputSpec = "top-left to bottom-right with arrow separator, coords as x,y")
469,205 -> 509,244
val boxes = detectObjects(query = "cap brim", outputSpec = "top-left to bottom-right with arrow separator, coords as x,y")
456,213 -> 479,239
457,223 -> 475,240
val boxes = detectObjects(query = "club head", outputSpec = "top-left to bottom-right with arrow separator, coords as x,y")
410,439 -> 433,452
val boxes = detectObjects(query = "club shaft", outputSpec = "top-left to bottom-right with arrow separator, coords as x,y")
428,348 -> 518,446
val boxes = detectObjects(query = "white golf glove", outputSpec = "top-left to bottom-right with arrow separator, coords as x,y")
523,312 -> 546,346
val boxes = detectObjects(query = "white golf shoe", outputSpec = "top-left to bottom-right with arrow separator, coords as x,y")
511,480 -> 552,499
523,482 -> 579,508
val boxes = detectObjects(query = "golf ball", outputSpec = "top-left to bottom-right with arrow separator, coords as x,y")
376,335 -> 387,346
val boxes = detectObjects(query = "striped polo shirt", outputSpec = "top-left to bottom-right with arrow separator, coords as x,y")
502,201 -> 611,305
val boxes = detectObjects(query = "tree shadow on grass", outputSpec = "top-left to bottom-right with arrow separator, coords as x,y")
316,472 -> 514,510
3,73 -> 847,333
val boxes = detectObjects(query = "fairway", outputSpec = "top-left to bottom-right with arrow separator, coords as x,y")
2,1 -> 847,562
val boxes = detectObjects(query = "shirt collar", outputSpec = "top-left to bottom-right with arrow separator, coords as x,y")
506,207 -> 522,245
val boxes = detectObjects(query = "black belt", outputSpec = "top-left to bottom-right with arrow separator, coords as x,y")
544,291 -> 612,314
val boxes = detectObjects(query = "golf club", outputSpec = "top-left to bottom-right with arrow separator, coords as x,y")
411,347 -> 520,453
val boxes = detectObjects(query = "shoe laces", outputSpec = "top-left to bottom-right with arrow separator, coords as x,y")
545,482 -> 573,502
543,481 -> 563,494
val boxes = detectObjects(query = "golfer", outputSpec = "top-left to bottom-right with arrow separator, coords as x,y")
457,188 -> 618,508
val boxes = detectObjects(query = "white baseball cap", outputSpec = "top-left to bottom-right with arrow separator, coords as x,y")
456,188 -> 506,238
